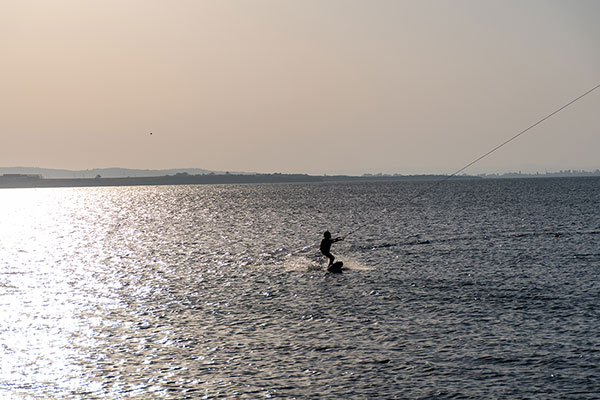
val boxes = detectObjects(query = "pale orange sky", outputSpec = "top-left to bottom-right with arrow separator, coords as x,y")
1,0 -> 599,174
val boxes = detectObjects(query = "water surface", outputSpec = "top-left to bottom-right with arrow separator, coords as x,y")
1,178 -> 599,398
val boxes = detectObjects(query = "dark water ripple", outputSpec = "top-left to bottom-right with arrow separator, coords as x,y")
1,177 -> 599,398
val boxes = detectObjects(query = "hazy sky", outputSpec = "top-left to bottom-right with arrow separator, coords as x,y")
2,0 -> 599,175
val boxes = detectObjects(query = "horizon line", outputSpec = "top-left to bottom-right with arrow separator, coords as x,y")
2,166 -> 600,177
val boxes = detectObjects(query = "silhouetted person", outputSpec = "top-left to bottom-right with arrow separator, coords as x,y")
320,231 -> 342,266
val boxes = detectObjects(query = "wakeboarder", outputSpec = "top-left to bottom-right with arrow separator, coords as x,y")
320,231 -> 343,268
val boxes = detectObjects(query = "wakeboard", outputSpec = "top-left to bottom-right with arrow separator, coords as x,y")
327,261 -> 344,273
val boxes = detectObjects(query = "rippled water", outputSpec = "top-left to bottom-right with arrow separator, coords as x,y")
1,178 -> 599,398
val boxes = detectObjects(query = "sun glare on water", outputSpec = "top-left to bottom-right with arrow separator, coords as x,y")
0,188 -> 110,396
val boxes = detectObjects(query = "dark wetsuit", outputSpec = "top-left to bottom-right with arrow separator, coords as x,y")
320,238 -> 336,266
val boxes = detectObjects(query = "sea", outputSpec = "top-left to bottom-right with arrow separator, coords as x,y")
1,177 -> 599,399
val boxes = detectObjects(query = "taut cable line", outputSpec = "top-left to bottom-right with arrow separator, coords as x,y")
343,83 -> 600,238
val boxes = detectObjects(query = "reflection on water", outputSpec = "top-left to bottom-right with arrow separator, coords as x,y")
1,179 -> 599,398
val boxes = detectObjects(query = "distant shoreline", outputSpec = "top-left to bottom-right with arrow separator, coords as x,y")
0,173 -> 321,189
1,171 -> 598,189
0,174 -> 481,189
0,173 -> 479,189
